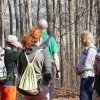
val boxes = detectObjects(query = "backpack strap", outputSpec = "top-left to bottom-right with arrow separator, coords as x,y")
42,36 -> 52,49
83,46 -> 97,55
25,49 -> 43,64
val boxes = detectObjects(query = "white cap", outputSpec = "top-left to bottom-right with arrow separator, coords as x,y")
6,35 -> 22,48
6,35 -> 18,43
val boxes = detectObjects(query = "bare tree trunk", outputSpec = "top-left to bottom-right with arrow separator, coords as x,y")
24,0 -> 28,32
37,0 -> 40,21
65,0 -> 71,87
14,0 -> 19,37
68,0 -> 76,87
85,0 -> 89,30
89,0 -> 93,31
53,0 -> 59,37
8,0 -> 13,35
96,0 -> 100,47
46,0 -> 53,35
3,0 -> 8,14
0,0 -> 4,47
75,0 -> 80,87
24,0 -> 31,32
59,0 -> 63,87
27,0 -> 32,30
19,0 -> 24,38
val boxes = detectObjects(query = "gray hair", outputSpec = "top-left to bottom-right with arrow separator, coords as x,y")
37,18 -> 48,29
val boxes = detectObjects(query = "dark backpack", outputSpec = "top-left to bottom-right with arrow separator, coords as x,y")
94,49 -> 100,75
94,49 -> 100,96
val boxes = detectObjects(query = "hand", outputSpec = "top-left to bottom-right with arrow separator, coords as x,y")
47,80 -> 51,87
55,71 -> 61,80
75,68 -> 81,75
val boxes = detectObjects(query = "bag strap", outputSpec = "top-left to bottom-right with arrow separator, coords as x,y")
25,49 -> 43,64
45,36 -> 51,46
42,36 -> 52,49
83,46 -> 97,55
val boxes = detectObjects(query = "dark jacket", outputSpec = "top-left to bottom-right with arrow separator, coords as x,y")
0,49 -> 20,86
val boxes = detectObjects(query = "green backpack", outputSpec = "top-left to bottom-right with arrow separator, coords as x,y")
18,49 -> 42,95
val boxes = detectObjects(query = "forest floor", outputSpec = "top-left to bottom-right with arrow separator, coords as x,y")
17,87 -> 80,100
53,97 -> 79,100
52,87 -> 79,100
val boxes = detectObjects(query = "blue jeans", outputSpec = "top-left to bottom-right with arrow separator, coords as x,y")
49,64 -> 55,100
80,76 -> 94,100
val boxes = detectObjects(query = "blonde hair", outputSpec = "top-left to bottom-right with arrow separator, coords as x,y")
80,31 -> 95,46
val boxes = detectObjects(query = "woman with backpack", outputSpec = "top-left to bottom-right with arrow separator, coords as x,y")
0,35 -> 22,100
18,27 -> 52,100
75,31 -> 97,100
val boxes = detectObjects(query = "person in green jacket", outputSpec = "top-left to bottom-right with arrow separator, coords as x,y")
38,18 -> 61,99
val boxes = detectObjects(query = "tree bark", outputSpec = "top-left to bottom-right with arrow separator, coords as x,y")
0,0 -> 4,47
65,0 -> 71,87
46,0 -> 53,35
14,0 -> 19,37
27,0 -> 32,30
53,0 -> 59,37
8,0 -> 13,35
19,0 -> 24,37
96,0 -> 100,47
68,0 -> 76,87
37,0 -> 40,21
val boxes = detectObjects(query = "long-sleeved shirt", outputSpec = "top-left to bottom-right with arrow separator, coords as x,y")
76,44 -> 97,78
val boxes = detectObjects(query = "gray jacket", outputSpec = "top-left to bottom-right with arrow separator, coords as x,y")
18,45 -> 52,85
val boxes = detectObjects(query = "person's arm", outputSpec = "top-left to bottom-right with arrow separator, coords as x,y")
53,53 -> 60,71
43,50 -> 52,85
50,37 -> 60,79
53,53 -> 61,79
5,50 -> 20,62
84,48 -> 97,71
18,54 -> 23,75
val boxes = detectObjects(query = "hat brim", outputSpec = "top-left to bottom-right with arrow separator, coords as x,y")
9,41 -> 21,48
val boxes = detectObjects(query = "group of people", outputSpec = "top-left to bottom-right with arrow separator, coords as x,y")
76,31 -> 100,100
0,18 -> 100,100
0,19 -> 60,100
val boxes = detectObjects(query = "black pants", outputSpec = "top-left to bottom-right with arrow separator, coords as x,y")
94,75 -> 100,96
49,64 -> 55,100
